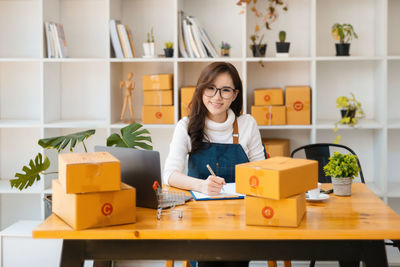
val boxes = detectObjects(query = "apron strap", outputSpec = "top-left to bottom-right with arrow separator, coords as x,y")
233,117 -> 239,144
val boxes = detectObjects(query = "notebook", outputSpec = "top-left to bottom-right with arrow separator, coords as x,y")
94,146 -> 192,209
190,183 -> 244,201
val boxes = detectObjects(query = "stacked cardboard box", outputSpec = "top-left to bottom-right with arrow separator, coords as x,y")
142,74 -> 174,124
52,152 -> 136,230
262,138 -> 290,158
251,86 -> 311,125
180,86 -> 196,118
236,157 -> 317,227
251,88 -> 286,125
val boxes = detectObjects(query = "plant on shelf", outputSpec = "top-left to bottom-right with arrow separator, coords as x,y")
164,41 -> 174,58
331,23 -> 358,56
323,152 -> 360,196
237,0 -> 288,58
275,30 -> 290,56
10,123 -> 152,191
143,27 -> 155,57
220,41 -> 231,57
333,93 -> 365,144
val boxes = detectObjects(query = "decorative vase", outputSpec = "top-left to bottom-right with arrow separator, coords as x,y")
143,42 -> 155,57
332,177 -> 352,196
335,43 -> 351,56
164,48 -> 174,57
251,44 -> 267,57
221,48 -> 230,57
276,42 -> 290,53
340,109 -> 356,123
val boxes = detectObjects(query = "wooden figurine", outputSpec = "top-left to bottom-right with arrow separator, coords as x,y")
120,72 -> 135,123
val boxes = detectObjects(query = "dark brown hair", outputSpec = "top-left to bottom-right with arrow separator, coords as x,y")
187,62 -> 243,154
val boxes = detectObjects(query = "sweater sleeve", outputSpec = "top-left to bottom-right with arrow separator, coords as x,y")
246,115 -> 266,162
162,118 -> 191,185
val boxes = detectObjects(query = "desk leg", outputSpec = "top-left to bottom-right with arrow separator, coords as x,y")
60,240 -> 85,267
362,240 -> 388,267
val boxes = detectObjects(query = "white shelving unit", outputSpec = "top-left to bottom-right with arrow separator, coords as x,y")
0,0 -> 399,251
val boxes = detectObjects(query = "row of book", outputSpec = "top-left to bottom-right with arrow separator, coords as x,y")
44,22 -> 68,58
110,19 -> 137,58
178,11 -> 219,58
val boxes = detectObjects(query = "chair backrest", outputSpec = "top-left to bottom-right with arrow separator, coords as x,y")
290,143 -> 365,184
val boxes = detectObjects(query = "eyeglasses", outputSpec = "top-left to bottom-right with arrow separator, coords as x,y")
204,86 -> 237,99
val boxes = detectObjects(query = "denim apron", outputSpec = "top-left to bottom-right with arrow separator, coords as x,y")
188,118 -> 249,182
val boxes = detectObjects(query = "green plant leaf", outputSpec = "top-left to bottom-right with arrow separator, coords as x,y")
38,129 -> 96,152
107,123 -> 153,150
10,153 -> 50,190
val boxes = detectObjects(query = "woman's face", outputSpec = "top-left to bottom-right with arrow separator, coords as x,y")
202,72 -> 238,122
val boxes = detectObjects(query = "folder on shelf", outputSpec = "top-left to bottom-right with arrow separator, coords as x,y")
178,11 -> 188,58
125,25 -> 137,58
117,24 -> 133,58
190,183 -> 244,201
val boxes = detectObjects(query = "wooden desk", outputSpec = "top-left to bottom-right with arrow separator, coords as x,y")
33,184 -> 400,267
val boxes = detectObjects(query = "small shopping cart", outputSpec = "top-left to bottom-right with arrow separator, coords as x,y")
153,181 -> 185,220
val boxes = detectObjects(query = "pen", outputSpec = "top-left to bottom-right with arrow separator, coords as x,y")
206,164 -> 224,193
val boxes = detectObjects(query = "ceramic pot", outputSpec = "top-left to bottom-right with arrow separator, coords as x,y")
332,177 -> 352,196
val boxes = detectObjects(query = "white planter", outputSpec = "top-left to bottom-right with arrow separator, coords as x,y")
143,42 -> 155,57
332,177 -> 352,196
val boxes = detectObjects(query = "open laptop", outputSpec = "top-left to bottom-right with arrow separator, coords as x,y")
94,146 -> 192,209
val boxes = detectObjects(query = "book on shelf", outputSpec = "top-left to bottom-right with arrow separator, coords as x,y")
178,11 -> 218,58
125,25 -> 137,58
44,22 -> 69,58
117,24 -> 133,58
178,11 -> 188,58
109,19 -> 124,58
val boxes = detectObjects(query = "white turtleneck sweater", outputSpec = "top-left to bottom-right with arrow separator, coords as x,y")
163,109 -> 265,185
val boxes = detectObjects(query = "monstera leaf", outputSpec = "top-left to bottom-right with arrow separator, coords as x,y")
10,153 -> 50,190
107,123 -> 152,150
38,129 -> 96,152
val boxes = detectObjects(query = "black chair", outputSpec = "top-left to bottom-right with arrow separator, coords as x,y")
290,143 -> 365,184
291,143 -> 365,267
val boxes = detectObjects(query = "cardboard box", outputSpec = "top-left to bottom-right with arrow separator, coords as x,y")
285,86 -> 311,125
251,105 -> 286,125
59,152 -> 121,194
52,179 -> 136,230
245,193 -> 306,227
142,74 -> 173,90
143,90 -> 173,105
254,88 -> 284,106
142,105 -> 174,124
236,157 -> 318,200
262,139 -> 290,158
180,86 -> 195,117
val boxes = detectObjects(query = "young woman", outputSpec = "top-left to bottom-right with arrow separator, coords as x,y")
163,62 -> 265,267
163,61 -> 265,195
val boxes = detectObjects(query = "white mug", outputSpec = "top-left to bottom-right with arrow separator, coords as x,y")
308,182 -> 321,198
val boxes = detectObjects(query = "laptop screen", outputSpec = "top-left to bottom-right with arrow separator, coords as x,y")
94,146 -> 161,209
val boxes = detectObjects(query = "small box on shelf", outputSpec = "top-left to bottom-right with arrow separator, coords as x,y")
180,86 -> 195,118
144,90 -> 173,106
142,106 -> 174,124
254,88 -> 284,106
262,138 -> 290,158
251,105 -> 286,125
142,74 -> 173,90
285,86 -> 311,125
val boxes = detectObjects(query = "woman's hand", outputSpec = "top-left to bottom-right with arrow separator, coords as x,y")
201,175 -> 226,195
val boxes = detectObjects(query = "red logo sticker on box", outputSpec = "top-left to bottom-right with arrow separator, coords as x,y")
262,206 -> 274,219
101,203 -> 113,216
266,113 -> 273,120
264,95 -> 270,102
249,176 -> 259,188
155,112 -> 162,119
293,101 -> 304,111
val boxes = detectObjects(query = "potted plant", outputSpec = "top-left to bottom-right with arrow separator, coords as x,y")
164,41 -> 174,57
250,34 -> 266,57
220,41 -> 231,57
331,23 -> 358,56
143,27 -> 155,57
323,152 -> 360,196
275,30 -> 290,56
333,93 -> 365,143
